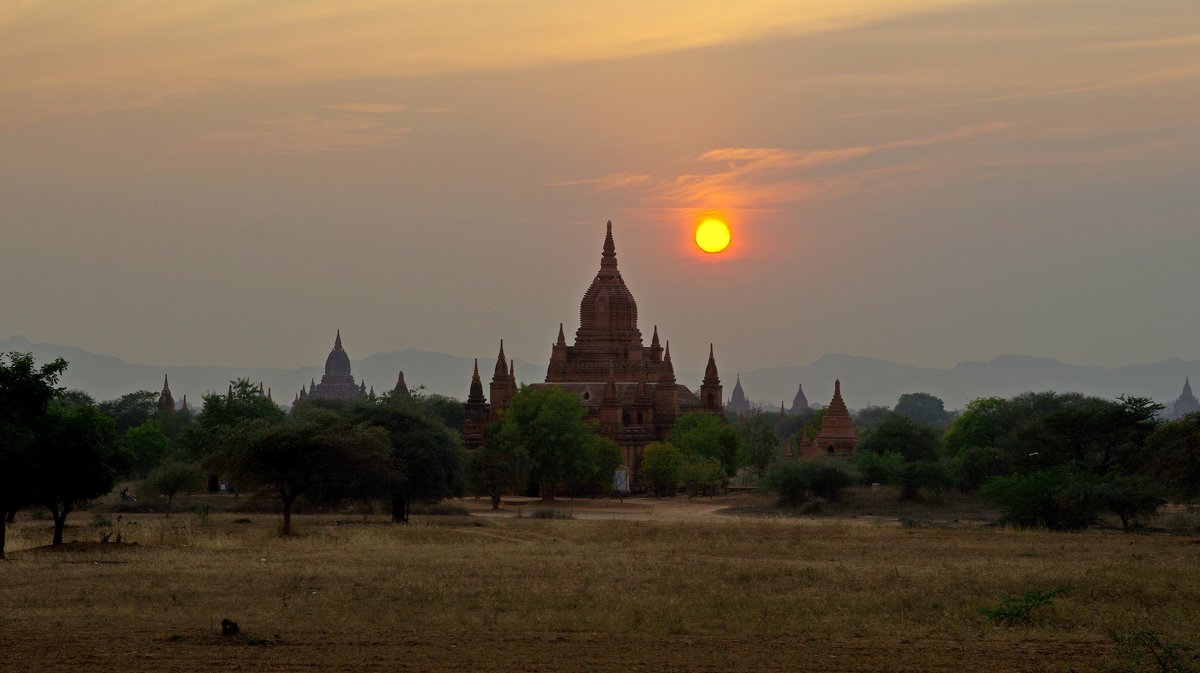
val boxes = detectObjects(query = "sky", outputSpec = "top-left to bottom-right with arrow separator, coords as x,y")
2,0 -> 1199,377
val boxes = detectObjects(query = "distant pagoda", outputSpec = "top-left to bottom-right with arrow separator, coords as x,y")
788,384 -> 809,415
725,374 -> 751,415
1168,378 -> 1200,420
296,330 -> 367,403
801,379 -> 857,458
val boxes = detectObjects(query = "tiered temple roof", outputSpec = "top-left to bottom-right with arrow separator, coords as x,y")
801,379 -> 858,458
1168,378 -> 1200,420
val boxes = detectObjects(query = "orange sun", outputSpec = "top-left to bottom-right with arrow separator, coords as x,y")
695,218 -> 731,254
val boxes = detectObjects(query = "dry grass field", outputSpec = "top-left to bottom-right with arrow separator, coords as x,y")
2,497 -> 1198,672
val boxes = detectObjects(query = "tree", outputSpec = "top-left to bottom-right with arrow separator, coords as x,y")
123,419 -> 171,478
679,453 -> 725,497
852,405 -> 891,430
215,410 -> 392,534
894,393 -> 951,426
148,460 -> 205,517
1142,413 -> 1200,501
0,352 -> 68,559
468,423 -> 529,510
1098,474 -> 1163,532
98,390 -> 159,436
496,387 -> 604,500
641,442 -> 684,497
415,392 -> 465,432
765,459 -> 855,506
33,400 -> 124,545
185,379 -> 286,490
734,410 -> 779,477
344,396 -> 464,522
952,446 -> 1012,493
857,413 -> 940,462
980,466 -> 1105,531
669,412 -> 743,478
898,461 -> 953,500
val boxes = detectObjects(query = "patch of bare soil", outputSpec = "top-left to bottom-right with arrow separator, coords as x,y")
21,541 -> 141,554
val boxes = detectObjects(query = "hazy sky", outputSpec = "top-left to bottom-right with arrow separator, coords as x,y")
2,0 -> 1199,376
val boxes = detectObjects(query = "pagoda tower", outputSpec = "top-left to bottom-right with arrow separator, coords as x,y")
802,379 -> 858,458
1169,378 -> 1200,420
305,330 -> 366,402
789,384 -> 809,415
725,374 -> 750,416
157,374 -> 176,412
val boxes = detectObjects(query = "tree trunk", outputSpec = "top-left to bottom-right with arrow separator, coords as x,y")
281,496 -> 294,535
490,492 -> 501,510
1,515 -> 7,560
391,492 -> 409,524
5,508 -> 14,524
50,503 -> 71,546
165,493 -> 174,518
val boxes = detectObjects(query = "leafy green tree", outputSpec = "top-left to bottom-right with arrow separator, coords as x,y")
894,393 -> 951,426
669,412 -> 743,478
679,453 -> 725,497
1098,474 -> 1163,532
468,423 -> 529,510
214,410 -> 392,534
148,459 -> 206,517
857,413 -> 940,462
123,419 -> 171,478
898,460 -> 953,500
943,396 -> 1017,456
496,387 -> 603,500
853,450 -> 903,485
765,459 -> 855,506
1141,413 -> 1200,501
186,379 -> 286,459
641,442 -> 684,497
980,466 -> 1105,530
343,396 -> 464,522
734,410 -> 780,477
852,405 -> 891,430
952,446 -> 1012,493
0,352 -> 68,558
98,390 -> 159,436
415,392 -> 465,432
579,435 -> 621,495
33,400 -> 124,545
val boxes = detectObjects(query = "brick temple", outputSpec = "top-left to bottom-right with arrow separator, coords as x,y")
463,221 -> 724,480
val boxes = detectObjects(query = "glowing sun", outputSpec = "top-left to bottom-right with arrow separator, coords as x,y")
695,218 -> 731,254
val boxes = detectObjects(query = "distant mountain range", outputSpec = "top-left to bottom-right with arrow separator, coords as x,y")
2,335 -> 1195,411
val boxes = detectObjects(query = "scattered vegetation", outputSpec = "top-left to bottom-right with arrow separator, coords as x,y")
981,585 -> 1071,626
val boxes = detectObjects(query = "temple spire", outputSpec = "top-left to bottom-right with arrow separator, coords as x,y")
600,220 -> 617,273
468,359 -> 485,402
651,325 -> 660,348
703,343 -> 720,384
556,323 -> 566,347
494,340 -> 508,378
334,329 -> 343,351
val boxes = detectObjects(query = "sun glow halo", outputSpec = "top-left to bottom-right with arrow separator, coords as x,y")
695,218 -> 731,254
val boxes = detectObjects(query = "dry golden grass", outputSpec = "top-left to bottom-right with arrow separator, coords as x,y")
2,506 -> 1198,672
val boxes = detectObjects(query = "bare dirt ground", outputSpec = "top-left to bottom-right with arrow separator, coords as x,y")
2,495 -> 1198,672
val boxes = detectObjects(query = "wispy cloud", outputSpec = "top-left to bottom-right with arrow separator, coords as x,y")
201,113 -> 409,154
1091,32 -> 1200,50
326,102 -> 409,114
548,172 -> 652,190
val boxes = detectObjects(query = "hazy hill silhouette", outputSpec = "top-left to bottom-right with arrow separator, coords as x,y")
2,335 -> 1194,410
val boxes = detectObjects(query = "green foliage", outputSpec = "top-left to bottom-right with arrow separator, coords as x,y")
413,392 -> 465,432
980,466 -> 1105,530
1098,474 -> 1164,532
733,410 -> 780,476
669,412 -> 743,477
898,460 -> 953,500
582,435 -> 622,494
34,400 -> 124,544
98,390 -> 159,436
981,586 -> 1070,626
1142,414 -> 1200,501
123,419 -> 171,478
468,423 -> 529,509
953,446 -> 1012,493
894,392 -> 951,426
853,450 -> 904,485
148,459 -> 205,517
851,405 -> 891,430
529,508 -> 574,519
641,442 -> 684,497
184,379 -> 286,461
858,412 -> 940,462
1103,629 -> 1198,673
497,386 -> 608,499
214,409 -> 393,534
679,454 -> 725,497
765,459 -> 855,507
344,396 -> 464,504
0,352 -> 70,556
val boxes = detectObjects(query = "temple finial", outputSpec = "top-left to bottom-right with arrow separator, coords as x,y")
651,325 -> 660,347
335,329 -> 343,350
557,323 -> 566,346
601,220 -> 617,271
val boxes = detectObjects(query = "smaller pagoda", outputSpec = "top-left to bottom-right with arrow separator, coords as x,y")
801,379 -> 857,458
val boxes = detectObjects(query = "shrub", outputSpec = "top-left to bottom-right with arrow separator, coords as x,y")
981,586 -> 1070,626
765,459 -> 855,507
953,446 -> 1012,492
981,467 -> 1104,530
1104,628 -> 1198,673
641,442 -> 684,497
853,450 -> 903,485
899,460 -> 954,500
409,502 -> 470,516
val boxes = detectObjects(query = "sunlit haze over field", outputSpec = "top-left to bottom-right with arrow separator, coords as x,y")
2,0 -> 1198,373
